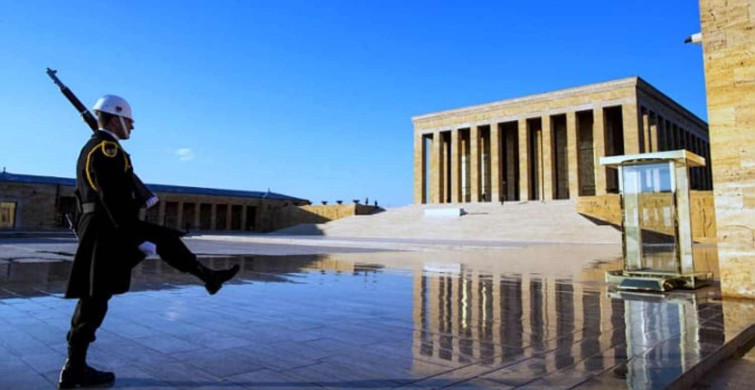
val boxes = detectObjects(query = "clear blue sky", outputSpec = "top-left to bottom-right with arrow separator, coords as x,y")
0,1 -> 705,207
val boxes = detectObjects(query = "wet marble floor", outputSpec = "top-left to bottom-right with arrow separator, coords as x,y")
0,251 -> 753,389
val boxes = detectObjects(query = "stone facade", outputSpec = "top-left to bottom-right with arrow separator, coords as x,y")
413,77 -> 712,205
272,204 -> 382,228
699,0 -> 755,298
0,172 -> 309,233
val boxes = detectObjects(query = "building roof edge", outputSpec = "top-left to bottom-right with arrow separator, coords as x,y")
0,171 -> 309,203
411,76 -> 640,122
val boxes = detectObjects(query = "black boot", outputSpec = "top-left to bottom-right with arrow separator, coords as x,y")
192,262 -> 240,295
58,344 -> 115,389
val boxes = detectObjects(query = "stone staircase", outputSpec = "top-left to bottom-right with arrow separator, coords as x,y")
274,200 -> 621,244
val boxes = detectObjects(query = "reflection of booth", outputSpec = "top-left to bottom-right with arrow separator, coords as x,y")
609,289 -> 724,388
601,150 -> 712,291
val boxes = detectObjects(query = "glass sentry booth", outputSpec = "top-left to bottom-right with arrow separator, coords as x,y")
600,150 -> 713,292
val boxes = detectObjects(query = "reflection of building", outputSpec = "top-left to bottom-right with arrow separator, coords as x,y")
0,171 -> 308,232
412,266 -> 724,387
413,77 -> 712,204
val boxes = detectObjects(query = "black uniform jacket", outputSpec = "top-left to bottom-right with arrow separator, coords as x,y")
66,131 -> 145,299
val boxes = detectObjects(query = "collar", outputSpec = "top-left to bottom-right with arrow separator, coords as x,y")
97,128 -> 120,141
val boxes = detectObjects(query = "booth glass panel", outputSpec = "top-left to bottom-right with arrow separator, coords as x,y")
622,163 -> 676,272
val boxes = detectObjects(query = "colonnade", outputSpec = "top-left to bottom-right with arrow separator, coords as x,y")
639,106 -> 713,191
141,198 -> 257,231
415,103 -> 711,204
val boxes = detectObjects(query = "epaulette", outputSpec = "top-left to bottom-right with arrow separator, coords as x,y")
101,141 -> 119,158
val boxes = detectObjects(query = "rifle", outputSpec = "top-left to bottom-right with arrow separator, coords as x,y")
46,68 -> 157,209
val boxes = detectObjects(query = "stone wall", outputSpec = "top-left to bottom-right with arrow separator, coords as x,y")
0,181 -> 309,233
271,204 -> 382,231
576,191 -> 717,243
699,0 -> 755,298
0,182 -> 75,230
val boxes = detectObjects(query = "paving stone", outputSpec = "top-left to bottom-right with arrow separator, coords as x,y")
134,334 -> 202,354
226,368 -> 324,390
171,348 -> 265,378
0,246 -> 753,389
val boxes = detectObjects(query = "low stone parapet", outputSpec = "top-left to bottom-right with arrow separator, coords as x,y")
576,191 -> 717,243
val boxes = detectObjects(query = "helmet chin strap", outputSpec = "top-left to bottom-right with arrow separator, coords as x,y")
118,116 -> 130,139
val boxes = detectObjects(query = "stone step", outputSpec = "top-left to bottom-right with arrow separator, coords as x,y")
274,200 -> 621,244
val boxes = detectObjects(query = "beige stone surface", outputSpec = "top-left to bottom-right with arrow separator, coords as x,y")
576,191 -> 718,243
276,201 -> 621,245
566,111 -> 579,198
490,123 -> 501,202
470,125 -> 480,202
592,105 -> 608,195
0,182 -> 75,230
451,129 -> 461,203
518,118 -> 530,201
272,204 -> 381,228
700,0 -> 755,298
430,132 -> 441,204
413,132 -> 424,204
542,114 -> 554,200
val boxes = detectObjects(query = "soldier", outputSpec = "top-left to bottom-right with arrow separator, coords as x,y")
58,95 -> 240,389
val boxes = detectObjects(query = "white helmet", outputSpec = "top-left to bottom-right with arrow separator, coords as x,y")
93,95 -> 132,120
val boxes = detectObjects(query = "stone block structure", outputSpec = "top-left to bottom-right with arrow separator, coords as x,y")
0,171 -> 309,232
413,77 -> 712,205
699,0 -> 755,298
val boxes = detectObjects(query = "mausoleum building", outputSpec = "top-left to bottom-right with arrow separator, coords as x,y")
413,77 -> 711,204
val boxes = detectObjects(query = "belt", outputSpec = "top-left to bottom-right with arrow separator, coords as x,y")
81,202 -> 96,214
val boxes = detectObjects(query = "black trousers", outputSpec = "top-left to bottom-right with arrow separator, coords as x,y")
67,295 -> 111,347
136,221 -> 198,273
67,222 -> 201,347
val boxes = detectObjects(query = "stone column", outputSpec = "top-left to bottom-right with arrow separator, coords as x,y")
566,111 -> 579,199
641,109 -> 650,153
414,132 -> 426,204
176,202 -> 184,230
442,132 -> 451,203
451,128 -> 461,203
593,106 -> 607,196
470,126 -> 481,202
430,132 -> 442,203
193,202 -> 201,230
518,118 -> 530,201
660,120 -> 667,151
210,204 -> 217,230
158,200 -> 166,226
541,115 -> 554,200
649,112 -> 658,152
490,123 -> 501,203
622,103 -> 641,155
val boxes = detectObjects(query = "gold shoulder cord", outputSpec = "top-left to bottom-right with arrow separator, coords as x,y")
85,141 -> 120,191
